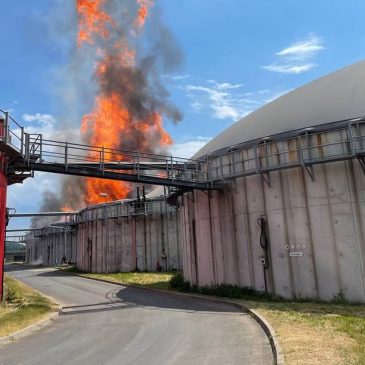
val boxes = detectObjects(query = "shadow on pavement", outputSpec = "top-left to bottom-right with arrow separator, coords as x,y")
116,286 -> 244,314
6,263 -> 245,315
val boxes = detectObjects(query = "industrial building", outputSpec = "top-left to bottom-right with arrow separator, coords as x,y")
25,195 -> 182,273
25,61 -> 365,302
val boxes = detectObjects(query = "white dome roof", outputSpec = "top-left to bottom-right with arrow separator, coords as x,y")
194,60 -> 365,159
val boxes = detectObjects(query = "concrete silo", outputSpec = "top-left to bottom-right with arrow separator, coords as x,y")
180,61 -> 365,302
25,195 -> 182,273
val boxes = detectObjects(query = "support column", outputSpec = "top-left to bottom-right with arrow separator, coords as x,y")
0,168 -> 7,301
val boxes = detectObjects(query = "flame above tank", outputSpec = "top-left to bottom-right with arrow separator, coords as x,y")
76,0 -> 172,206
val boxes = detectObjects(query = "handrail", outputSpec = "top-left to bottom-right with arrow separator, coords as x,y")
1,109 -> 365,189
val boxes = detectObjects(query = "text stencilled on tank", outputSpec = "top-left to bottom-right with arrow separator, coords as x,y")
286,243 -> 306,257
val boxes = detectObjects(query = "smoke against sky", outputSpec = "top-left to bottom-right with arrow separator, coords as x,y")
32,0 -> 184,221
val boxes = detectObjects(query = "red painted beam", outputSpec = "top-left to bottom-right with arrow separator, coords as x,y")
0,169 -> 6,302
0,118 -> 7,302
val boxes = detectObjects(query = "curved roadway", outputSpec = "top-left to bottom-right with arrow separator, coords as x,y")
1,265 -> 273,365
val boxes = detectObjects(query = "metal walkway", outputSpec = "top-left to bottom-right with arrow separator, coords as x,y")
1,110 -> 365,190
0,110 -> 213,189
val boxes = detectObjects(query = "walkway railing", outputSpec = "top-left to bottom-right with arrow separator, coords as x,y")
0,110 -> 212,190
1,110 -> 365,189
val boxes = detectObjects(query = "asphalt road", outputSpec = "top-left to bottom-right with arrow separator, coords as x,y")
1,265 -> 273,365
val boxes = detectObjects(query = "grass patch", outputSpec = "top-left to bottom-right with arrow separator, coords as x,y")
241,300 -> 365,365
169,272 -> 365,365
0,275 -> 56,337
62,267 -> 174,290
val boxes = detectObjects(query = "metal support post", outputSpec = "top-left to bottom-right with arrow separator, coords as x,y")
65,142 -> 68,172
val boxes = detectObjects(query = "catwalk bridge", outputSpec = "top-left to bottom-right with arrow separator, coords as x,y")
1,110 -> 365,190
0,110 -> 214,190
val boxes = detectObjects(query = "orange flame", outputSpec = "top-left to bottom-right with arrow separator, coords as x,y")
134,0 -> 154,28
76,0 -> 171,206
77,0 -> 115,46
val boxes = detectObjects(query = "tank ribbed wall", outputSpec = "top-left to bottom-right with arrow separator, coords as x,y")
182,157 -> 365,302
25,198 -> 182,273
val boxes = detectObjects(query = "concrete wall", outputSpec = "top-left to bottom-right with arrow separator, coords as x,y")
182,143 -> 365,302
25,227 -> 77,266
25,198 -> 182,273
76,207 -> 181,273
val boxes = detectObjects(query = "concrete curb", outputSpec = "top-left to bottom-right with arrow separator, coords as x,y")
68,272 -> 285,365
1,271 -> 62,346
0,310 -> 60,346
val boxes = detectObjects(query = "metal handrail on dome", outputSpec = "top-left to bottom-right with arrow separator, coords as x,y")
203,117 -> 365,184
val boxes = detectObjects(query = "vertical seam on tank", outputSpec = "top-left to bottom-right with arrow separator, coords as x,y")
243,176 -> 255,287
278,168 -> 296,299
323,163 -> 342,293
301,166 -> 320,299
346,159 -> 365,296
207,190 -> 217,283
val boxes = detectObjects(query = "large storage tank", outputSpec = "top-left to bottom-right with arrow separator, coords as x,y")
26,196 -> 182,273
181,61 -> 365,302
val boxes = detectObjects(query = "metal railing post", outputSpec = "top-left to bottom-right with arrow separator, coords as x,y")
348,121 -> 356,156
39,134 -> 42,161
254,145 -> 260,173
298,136 -> 304,166
100,147 -> 105,175
137,151 -> 140,179
4,112 -> 9,144
24,133 -> 29,163
20,127 -> 24,156
170,156 -> 174,184
65,142 -> 68,171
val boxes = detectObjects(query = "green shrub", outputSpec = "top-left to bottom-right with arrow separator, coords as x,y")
169,272 -> 282,301
169,272 -> 191,292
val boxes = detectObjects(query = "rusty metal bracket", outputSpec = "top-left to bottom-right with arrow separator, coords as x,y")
357,156 -> 365,175
262,171 -> 271,188
304,164 -> 315,181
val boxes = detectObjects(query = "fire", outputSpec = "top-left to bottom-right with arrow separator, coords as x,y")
76,0 -> 172,206
77,0 -> 115,46
134,0 -> 153,28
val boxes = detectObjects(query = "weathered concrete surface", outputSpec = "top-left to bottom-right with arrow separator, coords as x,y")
25,198 -> 182,273
1,264 -> 273,365
182,157 -> 365,302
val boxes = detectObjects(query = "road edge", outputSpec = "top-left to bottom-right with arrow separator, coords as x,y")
70,272 -> 285,365
0,309 -> 60,346
1,270 -> 62,346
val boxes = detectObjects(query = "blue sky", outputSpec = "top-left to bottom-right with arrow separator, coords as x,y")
2,0 -> 365,229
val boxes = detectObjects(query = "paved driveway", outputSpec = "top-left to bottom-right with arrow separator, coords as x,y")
1,265 -> 273,365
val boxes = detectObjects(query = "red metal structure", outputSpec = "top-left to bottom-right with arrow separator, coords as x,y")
0,118 -> 8,301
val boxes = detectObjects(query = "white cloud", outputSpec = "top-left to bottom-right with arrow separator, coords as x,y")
212,104 -> 240,120
23,113 -> 56,129
182,79 -> 289,121
185,81 -> 254,121
171,137 -> 212,159
191,101 -> 204,111
244,89 -> 269,96
20,112 -> 80,143
262,63 -> 315,74
276,34 -> 324,59
171,74 -> 190,81
263,33 -> 324,74
209,81 -> 243,90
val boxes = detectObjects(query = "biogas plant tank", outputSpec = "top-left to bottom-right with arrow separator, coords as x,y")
180,60 -> 365,303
